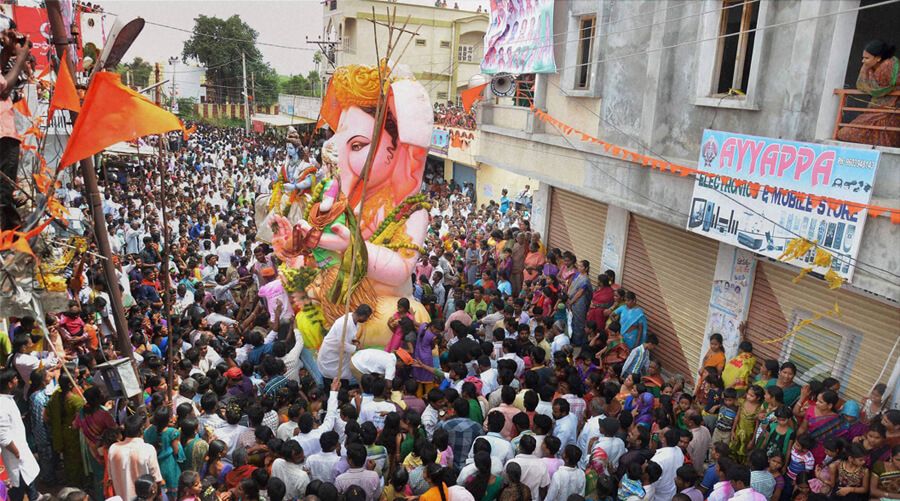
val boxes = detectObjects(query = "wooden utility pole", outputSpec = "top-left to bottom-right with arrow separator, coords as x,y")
45,0 -> 134,363
151,73 -> 175,401
241,51 -> 250,131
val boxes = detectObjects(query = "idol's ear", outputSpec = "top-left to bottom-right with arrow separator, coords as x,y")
388,79 -> 432,201
388,79 -> 433,149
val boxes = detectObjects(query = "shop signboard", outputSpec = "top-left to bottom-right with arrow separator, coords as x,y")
686,129 -> 880,281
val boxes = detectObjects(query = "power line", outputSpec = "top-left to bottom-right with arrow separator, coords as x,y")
525,77 -> 900,283
141,20 -> 319,51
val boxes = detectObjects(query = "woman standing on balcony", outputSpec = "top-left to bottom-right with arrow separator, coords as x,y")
837,39 -> 899,147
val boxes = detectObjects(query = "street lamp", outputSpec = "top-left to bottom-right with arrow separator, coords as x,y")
168,56 -> 178,112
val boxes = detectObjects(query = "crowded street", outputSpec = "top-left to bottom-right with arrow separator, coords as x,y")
0,1 -> 898,501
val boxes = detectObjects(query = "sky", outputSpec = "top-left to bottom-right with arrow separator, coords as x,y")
102,0 -> 487,77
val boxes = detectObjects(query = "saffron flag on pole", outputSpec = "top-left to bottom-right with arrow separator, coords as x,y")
59,71 -> 183,168
460,82 -> 488,113
48,49 -> 81,119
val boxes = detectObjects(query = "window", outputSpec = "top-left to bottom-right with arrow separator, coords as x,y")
575,16 -> 596,89
440,40 -> 451,49
436,91 -> 448,100
415,39 -> 426,47
714,0 -> 759,95
457,44 -> 474,62
513,74 -> 535,108
781,310 -> 861,389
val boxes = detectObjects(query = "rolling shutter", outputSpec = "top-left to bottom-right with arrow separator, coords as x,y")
744,262 -> 900,400
547,188 -> 606,282
621,215 -> 718,381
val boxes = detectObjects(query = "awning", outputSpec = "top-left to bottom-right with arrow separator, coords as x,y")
103,142 -> 157,156
252,113 -> 316,127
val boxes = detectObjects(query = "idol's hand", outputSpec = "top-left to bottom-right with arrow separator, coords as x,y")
317,222 -> 351,252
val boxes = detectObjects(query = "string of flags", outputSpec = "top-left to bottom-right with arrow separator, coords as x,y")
529,105 -> 900,224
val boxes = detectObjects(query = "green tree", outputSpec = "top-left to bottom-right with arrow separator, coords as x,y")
182,15 -> 278,106
176,97 -> 197,119
279,71 -> 322,97
115,57 -> 153,88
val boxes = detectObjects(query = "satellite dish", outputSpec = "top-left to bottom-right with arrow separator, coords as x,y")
93,17 -> 145,76
490,73 -> 515,97
468,73 -> 489,88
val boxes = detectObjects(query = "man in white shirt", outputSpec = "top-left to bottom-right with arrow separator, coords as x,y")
506,435 -> 550,501
292,382 -> 341,456
317,305 -> 372,384
576,400 -> 606,461
0,370 -> 40,501
107,414 -> 163,501
589,418 -> 627,470
467,412 -> 513,465
214,404 -> 250,456
650,428 -> 685,501
729,464 -> 768,501
299,429 -> 338,484
349,348 -> 408,384
552,398 -> 578,450
357,377 -> 398,431
270,441 -> 310,500
546,445 -> 586,501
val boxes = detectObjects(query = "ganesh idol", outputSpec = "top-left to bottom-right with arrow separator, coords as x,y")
258,60 -> 433,349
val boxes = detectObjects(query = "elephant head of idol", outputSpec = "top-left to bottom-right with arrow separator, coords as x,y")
320,61 -> 433,238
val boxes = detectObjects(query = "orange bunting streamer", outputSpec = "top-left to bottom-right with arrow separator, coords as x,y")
530,107 -> 899,222
33,173 -> 51,194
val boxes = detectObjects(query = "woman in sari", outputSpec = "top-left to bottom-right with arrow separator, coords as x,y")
615,291 -> 648,350
587,274 -> 615,328
641,361 -> 665,398
522,242 -> 545,284
836,40 -> 899,147
28,369 -> 56,485
542,250 -> 560,278
766,362 -> 803,408
699,333 -> 727,383
798,390 -> 842,465
598,321 -> 630,367
48,374 -> 86,486
870,445 -> 900,499
72,386 -> 117,498
558,252 -> 576,286
144,406 -> 184,498
566,259 -> 593,348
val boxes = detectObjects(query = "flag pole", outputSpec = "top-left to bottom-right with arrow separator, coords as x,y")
45,0 -> 135,365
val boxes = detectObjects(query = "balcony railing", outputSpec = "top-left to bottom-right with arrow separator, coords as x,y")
832,88 -> 900,140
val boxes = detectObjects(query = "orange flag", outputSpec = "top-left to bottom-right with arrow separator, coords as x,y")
48,50 -> 82,119
59,72 -> 183,168
461,82 -> 488,113
182,124 -> 197,140
13,98 -> 31,118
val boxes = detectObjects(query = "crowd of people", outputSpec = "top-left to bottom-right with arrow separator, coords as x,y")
0,123 -> 898,501
433,103 -> 477,131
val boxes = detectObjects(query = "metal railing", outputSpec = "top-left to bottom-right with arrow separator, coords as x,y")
832,88 -> 900,140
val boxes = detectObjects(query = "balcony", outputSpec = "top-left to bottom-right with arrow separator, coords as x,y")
430,105 -> 480,165
831,88 -> 900,147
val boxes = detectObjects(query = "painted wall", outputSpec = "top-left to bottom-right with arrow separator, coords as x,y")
477,0 -> 900,302
324,0 -> 488,103
474,163 -> 538,208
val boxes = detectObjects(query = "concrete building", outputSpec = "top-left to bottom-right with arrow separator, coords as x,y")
475,0 -> 900,403
323,0 -> 488,104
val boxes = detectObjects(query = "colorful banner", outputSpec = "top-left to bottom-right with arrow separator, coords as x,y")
13,6 -> 83,72
430,128 -> 449,156
481,0 -> 556,75
687,130 -> 880,281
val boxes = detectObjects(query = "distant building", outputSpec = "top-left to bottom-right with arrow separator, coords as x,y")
322,0 -> 488,104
